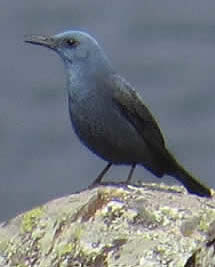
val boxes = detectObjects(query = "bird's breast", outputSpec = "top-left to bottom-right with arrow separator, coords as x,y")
68,91 -> 150,164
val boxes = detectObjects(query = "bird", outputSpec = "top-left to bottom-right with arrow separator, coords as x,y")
25,30 -> 211,197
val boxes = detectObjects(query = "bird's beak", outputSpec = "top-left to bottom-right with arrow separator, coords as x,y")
24,34 -> 57,49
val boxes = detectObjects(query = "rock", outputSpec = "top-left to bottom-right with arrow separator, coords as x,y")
185,220 -> 215,267
0,182 -> 214,267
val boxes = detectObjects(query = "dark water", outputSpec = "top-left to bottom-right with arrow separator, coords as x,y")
1,1 -> 215,221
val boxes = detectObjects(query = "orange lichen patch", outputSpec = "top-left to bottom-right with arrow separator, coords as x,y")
70,187 -> 128,223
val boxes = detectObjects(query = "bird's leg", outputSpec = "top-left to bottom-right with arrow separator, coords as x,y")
91,163 -> 112,185
126,164 -> 136,183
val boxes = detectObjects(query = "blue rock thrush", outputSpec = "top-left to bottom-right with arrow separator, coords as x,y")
25,31 -> 211,197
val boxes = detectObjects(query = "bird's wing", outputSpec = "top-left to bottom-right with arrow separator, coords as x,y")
111,75 -> 212,197
111,74 -> 166,154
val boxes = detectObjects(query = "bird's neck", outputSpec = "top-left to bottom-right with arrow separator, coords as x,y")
64,58 -> 114,98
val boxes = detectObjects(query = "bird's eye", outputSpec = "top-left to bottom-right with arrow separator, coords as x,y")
66,39 -> 78,47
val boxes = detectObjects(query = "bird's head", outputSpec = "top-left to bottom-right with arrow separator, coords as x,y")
25,31 -> 111,73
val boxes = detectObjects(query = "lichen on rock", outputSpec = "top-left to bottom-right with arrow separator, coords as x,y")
0,182 -> 214,267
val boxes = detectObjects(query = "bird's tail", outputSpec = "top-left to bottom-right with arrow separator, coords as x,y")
167,160 -> 211,197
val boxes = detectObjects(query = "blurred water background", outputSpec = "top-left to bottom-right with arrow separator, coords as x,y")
1,0 -> 215,221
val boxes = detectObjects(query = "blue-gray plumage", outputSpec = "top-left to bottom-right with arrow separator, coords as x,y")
25,30 -> 211,197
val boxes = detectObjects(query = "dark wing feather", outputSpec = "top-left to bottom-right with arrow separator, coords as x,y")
111,75 -> 166,152
111,74 -> 180,173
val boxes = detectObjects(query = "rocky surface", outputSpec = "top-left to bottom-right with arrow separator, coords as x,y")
0,182 -> 215,267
